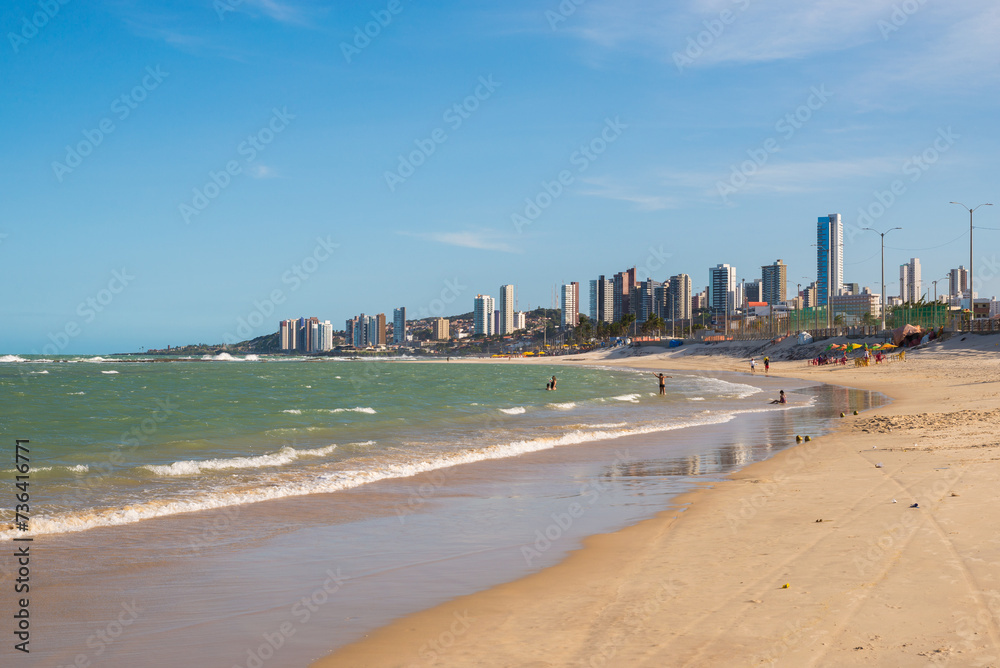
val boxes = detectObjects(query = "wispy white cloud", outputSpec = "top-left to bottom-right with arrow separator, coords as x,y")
657,156 -> 907,205
235,0 -> 318,27
399,229 -> 520,253
577,176 -> 678,210
249,165 -> 278,179
566,0 -> 1000,84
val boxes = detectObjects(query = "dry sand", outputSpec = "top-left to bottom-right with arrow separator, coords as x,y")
315,334 -> 1000,667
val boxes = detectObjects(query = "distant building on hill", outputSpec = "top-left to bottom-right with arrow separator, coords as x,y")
432,318 -> 450,341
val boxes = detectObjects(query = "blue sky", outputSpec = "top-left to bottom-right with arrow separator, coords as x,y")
3,0 -> 999,353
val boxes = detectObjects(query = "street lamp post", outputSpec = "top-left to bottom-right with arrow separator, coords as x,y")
861,226 -> 903,333
950,202 -> 993,310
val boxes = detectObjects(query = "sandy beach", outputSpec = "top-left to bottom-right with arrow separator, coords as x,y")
316,334 -> 1000,667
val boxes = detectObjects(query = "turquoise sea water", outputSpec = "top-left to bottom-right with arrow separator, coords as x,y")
0,354 -> 768,540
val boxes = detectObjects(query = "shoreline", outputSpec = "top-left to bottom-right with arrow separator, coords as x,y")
8,362 -> 855,667
314,335 -> 1000,667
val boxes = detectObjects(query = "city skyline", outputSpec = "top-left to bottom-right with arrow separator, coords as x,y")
4,1 -> 1000,353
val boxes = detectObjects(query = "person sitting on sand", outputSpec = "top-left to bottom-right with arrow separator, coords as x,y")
769,390 -> 786,404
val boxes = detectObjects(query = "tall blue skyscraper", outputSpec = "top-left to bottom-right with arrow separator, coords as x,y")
393,307 -> 406,344
816,214 -> 844,307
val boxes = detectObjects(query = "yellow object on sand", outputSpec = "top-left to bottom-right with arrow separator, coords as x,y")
782,583 -> 789,589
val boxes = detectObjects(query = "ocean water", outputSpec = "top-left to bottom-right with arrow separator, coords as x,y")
1,355 -> 765,540
0,355 -> 888,667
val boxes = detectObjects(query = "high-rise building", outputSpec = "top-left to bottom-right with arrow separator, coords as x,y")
950,266 -> 968,298
743,279 -> 762,304
318,320 -> 334,351
899,258 -> 922,303
303,316 -> 320,352
393,307 -> 406,344
635,278 -> 657,322
654,281 -> 669,320
499,284 -> 515,334
279,319 -> 298,351
816,214 -> 844,306
803,282 -> 819,309
513,311 -> 527,330
590,275 -> 615,323
613,268 -> 637,320
571,282 -> 579,323
432,318 -> 450,341
560,283 -> 578,327
474,295 -> 495,335
669,274 -> 692,320
761,259 -> 787,305
709,264 -> 736,314
345,317 -> 357,346
373,313 -> 387,346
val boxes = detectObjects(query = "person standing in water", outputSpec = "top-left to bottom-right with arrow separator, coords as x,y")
546,375 -> 557,390
651,372 -> 671,395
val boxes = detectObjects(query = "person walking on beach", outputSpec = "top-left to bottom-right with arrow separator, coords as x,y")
763,356 -> 770,374
750,358 -> 756,373
652,372 -> 670,395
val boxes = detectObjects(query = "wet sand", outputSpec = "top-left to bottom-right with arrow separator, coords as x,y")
316,334 -> 1000,667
